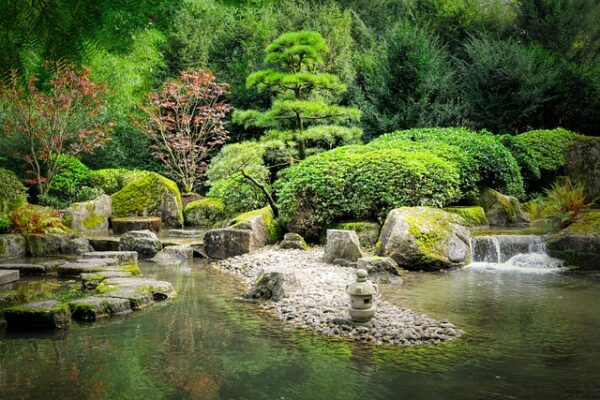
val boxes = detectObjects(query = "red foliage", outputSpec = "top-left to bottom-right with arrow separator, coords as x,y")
0,63 -> 110,195
139,69 -> 232,193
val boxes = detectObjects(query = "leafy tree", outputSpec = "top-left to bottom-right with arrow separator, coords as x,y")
139,69 -> 232,193
0,63 -> 110,196
233,31 -> 361,160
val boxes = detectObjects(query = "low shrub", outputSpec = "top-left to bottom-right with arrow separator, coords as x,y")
9,205 -> 69,237
544,178 -> 589,227
90,168 -> 153,195
371,127 -> 525,199
498,134 -> 541,187
0,216 -> 10,233
519,128 -> 576,175
40,155 -> 101,208
208,176 -> 268,216
276,145 -> 461,238
0,168 -> 28,214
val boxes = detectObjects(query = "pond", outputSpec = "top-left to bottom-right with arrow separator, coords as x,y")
1,259 -> 599,400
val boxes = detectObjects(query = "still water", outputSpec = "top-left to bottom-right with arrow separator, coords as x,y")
1,260 -> 599,400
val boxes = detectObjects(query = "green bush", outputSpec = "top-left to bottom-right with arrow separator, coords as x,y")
0,216 -> 10,233
9,204 -> 69,237
208,176 -> 268,216
498,134 -> 541,187
90,168 -> 153,195
276,145 -> 461,238
371,127 -> 525,199
40,155 -> 101,208
519,128 -> 577,175
0,168 -> 27,214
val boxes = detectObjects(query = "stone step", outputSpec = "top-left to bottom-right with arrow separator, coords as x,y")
102,277 -> 175,300
0,263 -> 46,275
68,297 -> 131,321
101,289 -> 153,310
80,271 -> 133,290
77,257 -> 120,266
165,229 -> 205,238
4,300 -> 71,329
81,251 -> 138,264
88,237 -> 120,252
0,270 -> 19,285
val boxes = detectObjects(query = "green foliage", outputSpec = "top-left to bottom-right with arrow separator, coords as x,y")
208,176 -> 268,216
90,169 -> 153,195
9,205 -> 69,237
40,155 -> 101,209
184,198 -> 227,226
0,168 -> 28,214
371,128 -> 525,199
443,206 -> 489,226
0,216 -> 10,233
276,145 -> 461,238
519,128 -> 577,175
498,134 -> 541,188
544,178 -> 589,227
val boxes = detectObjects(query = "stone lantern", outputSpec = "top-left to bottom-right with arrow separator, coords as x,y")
346,269 -> 378,322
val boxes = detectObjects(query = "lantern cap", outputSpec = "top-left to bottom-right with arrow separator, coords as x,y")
346,269 -> 378,296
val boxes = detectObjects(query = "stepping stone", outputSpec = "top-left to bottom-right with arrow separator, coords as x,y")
0,263 -> 46,275
57,262 -> 114,277
166,229 -> 205,238
4,300 -> 71,329
102,289 -> 152,310
152,245 -> 195,263
112,217 -> 163,234
103,278 -> 175,300
0,270 -> 19,285
80,271 -> 133,290
77,257 -> 120,266
87,237 -> 120,252
81,251 -> 138,264
68,297 -> 132,321
40,259 -> 68,273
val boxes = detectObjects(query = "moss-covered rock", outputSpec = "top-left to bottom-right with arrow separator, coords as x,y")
63,194 -> 111,232
4,300 -> 71,329
321,221 -> 380,248
546,211 -> 600,269
377,207 -> 471,271
280,233 -> 310,250
443,206 -> 489,226
479,188 -> 529,226
0,234 -> 26,259
111,172 -> 183,228
184,197 -> 226,227
229,206 -> 281,246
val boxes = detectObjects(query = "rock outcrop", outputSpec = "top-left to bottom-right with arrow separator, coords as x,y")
0,234 -> 26,259
118,230 -> 162,258
63,194 -> 111,232
547,211 -> 600,269
323,229 -> 363,266
479,188 -> 529,226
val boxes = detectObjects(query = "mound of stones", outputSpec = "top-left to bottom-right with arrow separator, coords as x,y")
1,251 -> 175,330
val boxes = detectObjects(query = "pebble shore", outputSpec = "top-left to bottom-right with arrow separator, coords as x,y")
216,247 -> 463,346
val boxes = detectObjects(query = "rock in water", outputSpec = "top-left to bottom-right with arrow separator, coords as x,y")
204,228 -> 254,259
244,270 -> 297,301
377,207 -> 471,271
119,230 -> 162,258
323,229 -> 363,266
5,300 -> 71,329
479,187 -> 529,226
280,233 -> 309,250
152,245 -> 195,263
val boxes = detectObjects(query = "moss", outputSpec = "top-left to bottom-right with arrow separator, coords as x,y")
443,206 -> 488,226
121,264 -> 142,276
230,206 -> 280,244
184,197 -> 226,226
479,188 -> 519,223
82,209 -> 105,229
6,302 -> 70,315
563,211 -> 600,235
111,172 -> 183,224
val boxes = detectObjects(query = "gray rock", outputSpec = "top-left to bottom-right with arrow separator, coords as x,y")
479,188 -> 529,226
78,257 -> 120,266
244,271 -> 297,301
87,237 -> 120,251
166,229 -> 205,238
4,300 -> 71,329
357,256 -> 403,284
547,233 -> 600,269
112,217 -> 163,234
57,261 -> 116,277
0,263 -> 46,275
228,207 -> 275,248
0,234 -> 26,259
377,207 -> 471,271
118,230 -> 162,258
565,137 -> 600,202
204,228 -> 254,259
323,229 -> 363,266
280,233 -> 309,250
27,233 -> 71,257
102,277 -> 175,300
69,297 -> 110,321
103,297 -> 132,315
101,289 -> 152,310
0,270 -> 19,285
80,271 -> 133,290
63,194 -> 111,232
66,237 -> 94,255
151,245 -> 194,263
81,251 -> 138,264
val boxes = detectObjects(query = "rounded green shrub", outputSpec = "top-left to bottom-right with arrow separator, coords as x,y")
90,168 -> 153,195
498,134 -> 541,187
519,128 -> 576,175
371,127 -> 525,199
42,155 -> 101,208
184,198 -> 227,227
0,168 -> 27,214
0,216 -> 10,233
276,145 -> 461,238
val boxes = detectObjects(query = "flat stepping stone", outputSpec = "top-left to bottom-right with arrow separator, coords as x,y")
103,277 -> 175,300
166,229 -> 205,238
77,257 -> 120,266
0,270 -> 19,285
80,271 -> 133,290
68,297 -> 131,321
57,262 -> 116,277
4,300 -> 70,329
112,217 -> 162,234
102,289 -> 152,310
0,263 -> 46,275
81,251 -> 138,264
87,237 -> 120,252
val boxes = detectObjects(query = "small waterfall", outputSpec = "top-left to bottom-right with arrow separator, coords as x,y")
468,235 -> 564,273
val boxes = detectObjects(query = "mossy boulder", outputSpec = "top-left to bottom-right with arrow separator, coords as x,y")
4,300 -> 71,329
27,234 -> 92,257
377,207 -> 471,271
479,188 -> 529,226
321,221 -> 380,249
111,172 -> 184,228
229,207 -> 280,247
280,233 -> 309,250
63,194 -> 111,232
443,206 -> 489,226
0,234 -> 26,259
184,198 -> 226,227
546,211 -> 600,269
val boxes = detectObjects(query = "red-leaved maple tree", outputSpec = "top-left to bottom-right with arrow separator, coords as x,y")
140,69 -> 232,193
0,63 -> 110,195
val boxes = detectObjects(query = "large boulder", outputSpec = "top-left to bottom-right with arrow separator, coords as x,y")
565,136 -> 600,204
204,228 -> 254,259
243,270 -> 298,301
63,194 -> 111,232
357,256 -> 404,284
377,207 -> 471,271
27,234 -> 92,256
118,230 -> 162,258
0,234 -> 26,259
228,207 -> 279,248
280,233 -> 309,250
323,229 -> 363,266
111,172 -> 184,228
479,188 -> 529,226
321,221 -> 380,249
184,198 -> 226,227
546,211 -> 600,269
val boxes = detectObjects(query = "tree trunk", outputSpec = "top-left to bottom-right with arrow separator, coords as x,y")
241,169 -> 279,218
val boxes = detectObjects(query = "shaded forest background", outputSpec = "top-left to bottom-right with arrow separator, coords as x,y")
1,0 -> 598,172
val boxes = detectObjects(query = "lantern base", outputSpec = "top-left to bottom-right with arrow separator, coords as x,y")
348,305 -> 376,322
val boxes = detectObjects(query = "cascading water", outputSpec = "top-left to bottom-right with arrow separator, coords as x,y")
466,235 -> 565,273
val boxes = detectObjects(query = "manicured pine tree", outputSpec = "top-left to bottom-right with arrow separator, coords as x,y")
233,31 -> 361,160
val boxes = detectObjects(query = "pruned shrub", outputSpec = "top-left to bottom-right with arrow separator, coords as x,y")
0,168 -> 28,214
40,155 -> 101,208
276,145 -> 461,238
371,127 -> 525,199
519,128 -> 576,175
498,134 -> 541,188
90,168 -> 153,195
